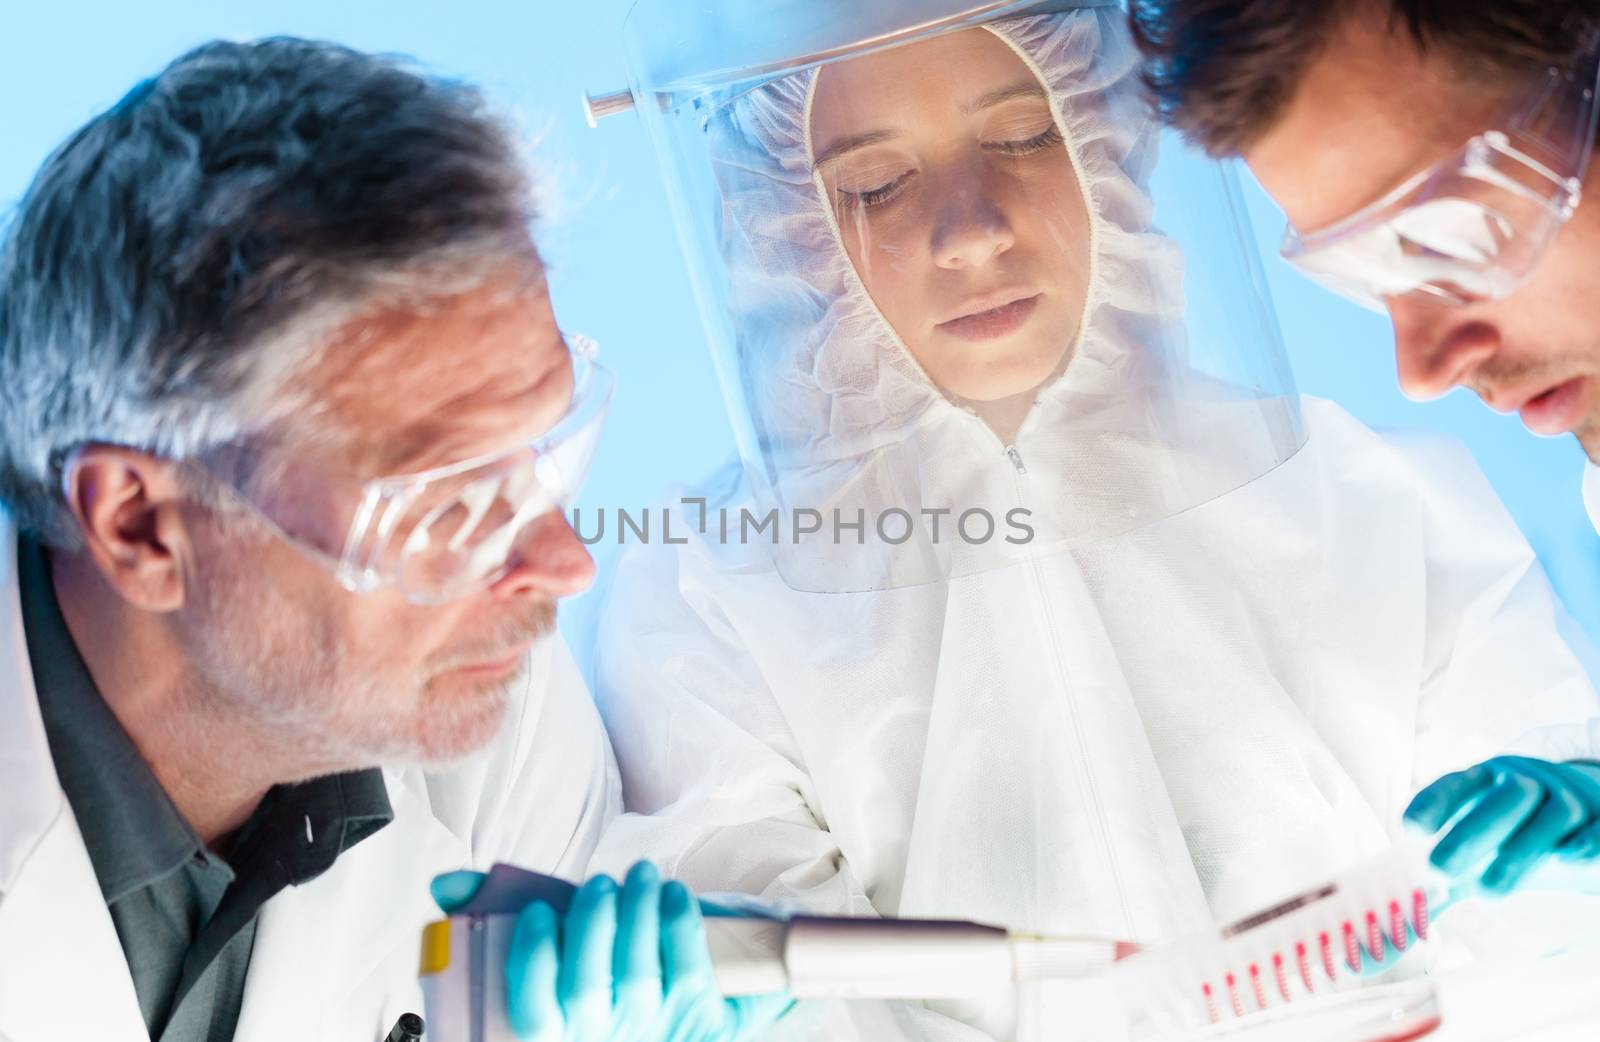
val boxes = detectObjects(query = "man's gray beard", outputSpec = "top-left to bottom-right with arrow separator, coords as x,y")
179,560 -> 548,777
183,610 -> 531,776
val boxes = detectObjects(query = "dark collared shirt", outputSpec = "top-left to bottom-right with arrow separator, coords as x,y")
19,537 -> 393,1041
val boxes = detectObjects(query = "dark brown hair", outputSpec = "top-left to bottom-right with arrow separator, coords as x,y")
1129,0 -> 1600,155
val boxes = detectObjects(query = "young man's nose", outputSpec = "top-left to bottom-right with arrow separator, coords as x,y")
1387,296 -> 1501,402
932,185 -> 1015,270
490,509 -> 596,601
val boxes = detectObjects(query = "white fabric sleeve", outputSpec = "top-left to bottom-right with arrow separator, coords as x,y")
587,534 -> 868,908
588,540 -> 1004,1042
1392,428 -> 1600,780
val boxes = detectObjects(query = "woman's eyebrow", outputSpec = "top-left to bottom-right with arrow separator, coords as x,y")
810,81 -> 1046,172
963,82 -> 1047,115
811,130 -> 898,172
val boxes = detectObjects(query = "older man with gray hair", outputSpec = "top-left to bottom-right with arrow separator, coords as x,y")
0,36 -> 789,1042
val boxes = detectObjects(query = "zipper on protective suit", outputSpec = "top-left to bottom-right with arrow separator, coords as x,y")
999,435 -> 1138,937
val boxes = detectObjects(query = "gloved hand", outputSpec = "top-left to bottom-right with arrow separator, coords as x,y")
1405,755 -> 1600,895
430,860 -> 794,1042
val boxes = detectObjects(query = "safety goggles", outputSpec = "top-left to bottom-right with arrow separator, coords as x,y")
1280,30 -> 1600,313
198,333 -> 613,604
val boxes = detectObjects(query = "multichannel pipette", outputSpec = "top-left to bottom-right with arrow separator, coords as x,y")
418,863 -> 1139,1042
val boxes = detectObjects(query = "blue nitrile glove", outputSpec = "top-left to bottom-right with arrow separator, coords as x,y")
430,861 -> 794,1042
1405,755 -> 1600,895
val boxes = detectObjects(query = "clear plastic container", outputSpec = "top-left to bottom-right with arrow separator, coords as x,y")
1165,981 -> 1442,1042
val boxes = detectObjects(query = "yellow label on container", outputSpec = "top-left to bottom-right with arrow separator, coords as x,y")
419,919 -> 452,976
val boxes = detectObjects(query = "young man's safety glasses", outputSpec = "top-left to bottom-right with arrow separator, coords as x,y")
196,334 -> 613,605
1280,29 -> 1600,313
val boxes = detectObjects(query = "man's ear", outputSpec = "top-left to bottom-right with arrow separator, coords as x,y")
60,445 -> 192,612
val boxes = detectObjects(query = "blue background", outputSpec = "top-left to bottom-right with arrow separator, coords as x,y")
5,1 -> 1597,670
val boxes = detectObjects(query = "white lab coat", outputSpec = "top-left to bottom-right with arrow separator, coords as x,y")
591,397 -> 1600,1041
0,516 -> 621,1042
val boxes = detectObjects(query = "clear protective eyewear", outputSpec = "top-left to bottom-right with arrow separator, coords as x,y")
199,333 -> 613,604
1280,29 -> 1600,313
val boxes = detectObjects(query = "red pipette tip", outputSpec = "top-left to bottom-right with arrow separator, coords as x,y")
1366,910 -> 1385,962
1342,921 -> 1361,973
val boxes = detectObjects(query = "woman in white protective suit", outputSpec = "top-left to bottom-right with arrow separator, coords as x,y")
589,4 -> 1600,1039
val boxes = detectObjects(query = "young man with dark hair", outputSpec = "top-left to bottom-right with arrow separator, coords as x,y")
1129,0 -> 1600,939
1129,1 -> 1600,453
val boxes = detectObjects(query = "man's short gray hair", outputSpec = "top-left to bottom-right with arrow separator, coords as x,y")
0,36 -> 539,547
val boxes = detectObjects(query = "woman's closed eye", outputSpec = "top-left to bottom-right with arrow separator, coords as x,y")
838,169 -> 917,210
984,124 -> 1064,158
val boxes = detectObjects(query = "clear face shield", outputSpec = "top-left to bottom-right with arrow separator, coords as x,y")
592,0 -> 1305,593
